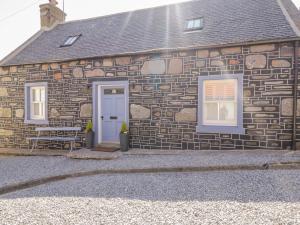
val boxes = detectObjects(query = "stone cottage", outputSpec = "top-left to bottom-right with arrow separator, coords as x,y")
1,0 -> 300,150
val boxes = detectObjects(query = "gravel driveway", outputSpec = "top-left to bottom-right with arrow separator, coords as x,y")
0,170 -> 299,225
0,150 -> 299,189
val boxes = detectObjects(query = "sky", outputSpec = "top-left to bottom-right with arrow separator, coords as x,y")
0,0 -> 300,61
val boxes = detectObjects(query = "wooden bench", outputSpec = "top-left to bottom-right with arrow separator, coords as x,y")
27,127 -> 81,153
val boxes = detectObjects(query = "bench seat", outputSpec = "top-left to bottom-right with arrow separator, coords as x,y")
35,127 -> 81,132
27,137 -> 80,141
28,127 -> 81,152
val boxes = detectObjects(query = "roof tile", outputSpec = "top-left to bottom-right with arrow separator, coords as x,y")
1,0 -> 299,66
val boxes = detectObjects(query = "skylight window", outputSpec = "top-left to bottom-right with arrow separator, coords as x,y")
61,35 -> 81,47
185,18 -> 204,31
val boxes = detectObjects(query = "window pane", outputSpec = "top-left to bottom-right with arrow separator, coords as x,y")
64,38 -> 70,45
32,89 -> 38,101
187,20 -> 194,29
204,79 -> 237,101
69,37 -> 77,44
32,87 -> 45,102
219,102 -> 236,121
63,35 -> 79,46
104,88 -> 124,95
33,103 -> 40,116
194,19 -> 201,28
186,18 -> 203,30
205,103 -> 218,121
65,37 -> 74,45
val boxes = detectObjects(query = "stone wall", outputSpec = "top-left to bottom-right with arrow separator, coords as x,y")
0,42 -> 299,150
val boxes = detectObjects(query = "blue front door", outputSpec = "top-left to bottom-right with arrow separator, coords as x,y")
101,87 -> 126,143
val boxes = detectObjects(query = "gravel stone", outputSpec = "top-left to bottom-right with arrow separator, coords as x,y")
0,170 -> 299,225
0,150 -> 299,189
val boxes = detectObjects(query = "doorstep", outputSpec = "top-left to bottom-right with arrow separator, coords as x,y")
93,143 -> 120,152
67,148 -> 122,160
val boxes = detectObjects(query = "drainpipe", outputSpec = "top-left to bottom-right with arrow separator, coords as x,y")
292,40 -> 299,151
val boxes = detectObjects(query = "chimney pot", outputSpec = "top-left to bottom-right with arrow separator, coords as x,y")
49,0 -> 58,6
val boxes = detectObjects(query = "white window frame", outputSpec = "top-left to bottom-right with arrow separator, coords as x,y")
25,82 -> 48,125
185,18 -> 204,31
203,79 -> 238,126
196,74 -> 245,134
30,86 -> 46,120
61,35 -> 81,47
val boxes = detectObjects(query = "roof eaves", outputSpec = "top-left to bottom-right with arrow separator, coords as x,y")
277,0 -> 300,37
0,30 -> 45,67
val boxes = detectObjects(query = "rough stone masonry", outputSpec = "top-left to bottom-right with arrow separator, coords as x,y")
0,42 -> 299,150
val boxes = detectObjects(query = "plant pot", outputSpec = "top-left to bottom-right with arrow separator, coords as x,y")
86,131 -> 94,149
120,133 -> 129,152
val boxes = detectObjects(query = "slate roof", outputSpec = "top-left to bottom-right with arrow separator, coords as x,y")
1,0 -> 300,66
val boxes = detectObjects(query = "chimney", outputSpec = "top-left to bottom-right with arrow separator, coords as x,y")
40,0 -> 66,30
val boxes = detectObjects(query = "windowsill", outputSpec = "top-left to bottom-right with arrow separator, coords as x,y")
184,29 -> 203,34
196,125 -> 245,135
24,120 -> 49,125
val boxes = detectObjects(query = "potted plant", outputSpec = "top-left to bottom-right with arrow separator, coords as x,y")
85,120 -> 94,149
120,121 -> 129,152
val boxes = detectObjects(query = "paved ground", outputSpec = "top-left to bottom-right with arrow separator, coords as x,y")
0,169 -> 299,225
0,150 -> 299,189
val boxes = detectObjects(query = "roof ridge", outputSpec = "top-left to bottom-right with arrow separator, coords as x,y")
277,0 -> 300,36
61,0 -> 194,25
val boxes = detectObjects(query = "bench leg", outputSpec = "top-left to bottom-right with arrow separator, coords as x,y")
30,140 -> 37,153
70,141 -> 74,153
30,131 -> 41,153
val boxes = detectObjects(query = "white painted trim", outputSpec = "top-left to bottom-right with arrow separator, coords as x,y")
92,80 -> 129,145
197,74 -> 245,134
24,82 -> 48,125
30,86 -> 46,120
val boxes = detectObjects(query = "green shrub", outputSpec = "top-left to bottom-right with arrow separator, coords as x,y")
120,121 -> 128,134
85,120 -> 93,133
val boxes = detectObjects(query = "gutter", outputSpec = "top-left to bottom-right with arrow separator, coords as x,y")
293,40 -> 299,151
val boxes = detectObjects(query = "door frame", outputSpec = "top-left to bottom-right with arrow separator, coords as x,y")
92,80 -> 129,145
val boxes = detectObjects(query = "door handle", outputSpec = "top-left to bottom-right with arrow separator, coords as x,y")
110,116 -> 118,120
101,116 -> 104,120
